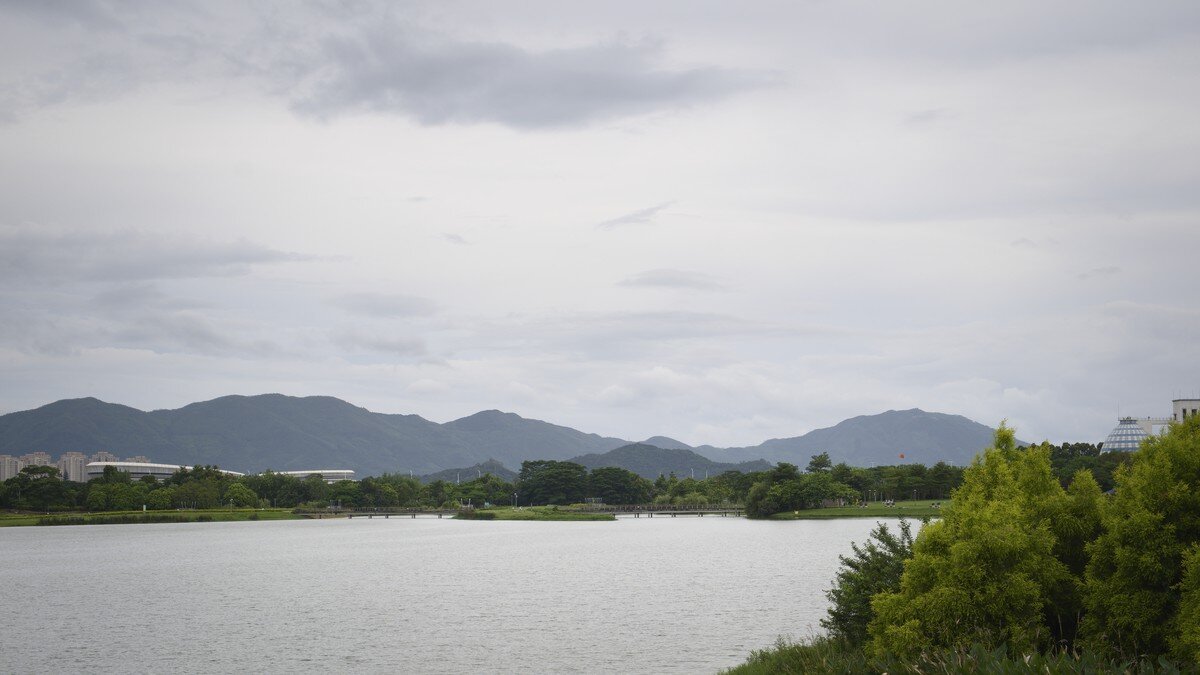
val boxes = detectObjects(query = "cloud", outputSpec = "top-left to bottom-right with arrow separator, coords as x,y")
904,108 -> 952,126
331,292 -> 436,317
441,233 -> 469,245
290,28 -> 769,128
332,330 -> 426,358
1,5 -> 772,129
109,312 -> 278,358
1076,266 -> 1121,280
595,202 -> 673,230
89,284 -> 209,312
0,224 -> 307,285
618,269 -> 726,291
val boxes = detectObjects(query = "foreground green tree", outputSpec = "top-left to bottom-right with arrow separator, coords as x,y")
868,425 -> 1102,657
1082,413 -> 1200,660
822,519 -> 915,645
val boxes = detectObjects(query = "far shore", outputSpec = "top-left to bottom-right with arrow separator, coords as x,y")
1,500 -> 945,527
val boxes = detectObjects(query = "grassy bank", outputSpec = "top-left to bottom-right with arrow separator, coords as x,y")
724,637 -> 1184,674
458,506 -> 615,521
0,508 -> 302,527
768,499 -> 944,520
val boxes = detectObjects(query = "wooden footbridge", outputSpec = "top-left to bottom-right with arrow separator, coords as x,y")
294,508 -> 458,519
293,504 -> 744,519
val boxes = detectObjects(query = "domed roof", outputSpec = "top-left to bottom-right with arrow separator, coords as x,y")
1103,417 -> 1148,452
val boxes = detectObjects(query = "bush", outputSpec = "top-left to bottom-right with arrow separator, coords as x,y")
724,637 -> 1187,674
822,519 -> 915,645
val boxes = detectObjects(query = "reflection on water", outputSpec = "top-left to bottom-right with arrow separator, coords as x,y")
1,517 -> 911,674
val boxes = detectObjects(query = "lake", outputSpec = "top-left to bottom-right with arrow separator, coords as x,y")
0,517 -> 907,673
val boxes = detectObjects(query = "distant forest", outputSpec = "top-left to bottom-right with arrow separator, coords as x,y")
1,441 -> 1127,516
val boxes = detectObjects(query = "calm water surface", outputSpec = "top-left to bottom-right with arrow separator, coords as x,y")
0,517 -> 909,674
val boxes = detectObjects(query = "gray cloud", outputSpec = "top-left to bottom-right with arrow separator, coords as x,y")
109,312 -> 278,358
0,225 -> 307,285
595,202 -> 673,230
2,5 -> 771,129
89,284 -> 209,312
441,233 -> 469,245
1077,266 -> 1121,280
290,29 -> 769,128
618,269 -> 726,291
332,330 -> 426,358
332,292 -> 437,317
904,108 -> 951,126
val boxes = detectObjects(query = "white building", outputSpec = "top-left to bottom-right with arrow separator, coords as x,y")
274,470 -> 356,484
85,462 -> 244,482
1102,398 -> 1200,452
56,452 -> 89,482
0,455 -> 21,481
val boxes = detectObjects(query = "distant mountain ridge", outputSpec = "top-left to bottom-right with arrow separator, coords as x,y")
709,408 -> 1016,467
420,459 -> 517,484
570,443 -> 771,479
0,395 -> 628,476
0,396 -> 1011,475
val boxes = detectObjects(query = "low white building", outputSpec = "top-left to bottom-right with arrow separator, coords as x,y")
85,461 -> 244,482
1102,398 -> 1200,452
274,470 -> 356,484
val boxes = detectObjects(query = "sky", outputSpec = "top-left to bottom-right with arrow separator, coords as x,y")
1,0 -> 1198,448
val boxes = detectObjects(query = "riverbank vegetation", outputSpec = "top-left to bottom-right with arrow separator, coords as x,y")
0,507 -> 301,527
767,500 -> 943,520
0,433 -> 1129,525
729,417 -> 1200,672
456,506 -> 614,521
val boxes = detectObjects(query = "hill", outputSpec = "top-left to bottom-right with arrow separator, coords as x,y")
0,397 -> 1012,476
0,395 -> 626,476
569,443 -> 771,480
420,459 -> 518,484
705,408 -> 1015,467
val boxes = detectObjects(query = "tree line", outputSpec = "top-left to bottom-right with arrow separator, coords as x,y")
0,441 -> 1129,515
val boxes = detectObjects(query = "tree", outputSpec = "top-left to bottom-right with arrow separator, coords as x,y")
807,452 -> 833,474
224,482 -> 259,508
1082,414 -> 1200,660
147,486 -> 175,510
868,425 -> 1090,657
7,466 -> 72,511
822,519 -> 915,645
517,461 -> 587,505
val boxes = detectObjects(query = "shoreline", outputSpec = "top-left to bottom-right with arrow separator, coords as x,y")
1,500 -> 945,527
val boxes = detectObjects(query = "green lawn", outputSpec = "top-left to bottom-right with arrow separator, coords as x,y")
0,508 -> 302,527
768,499 -> 946,520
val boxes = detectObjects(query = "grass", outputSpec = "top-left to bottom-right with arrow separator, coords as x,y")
0,508 -> 302,527
768,499 -> 945,520
724,637 -> 1187,674
459,506 -> 615,521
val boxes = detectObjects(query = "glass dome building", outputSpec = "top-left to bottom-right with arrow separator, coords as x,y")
1102,417 -> 1150,452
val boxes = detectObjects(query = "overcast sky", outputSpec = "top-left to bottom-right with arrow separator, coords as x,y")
2,0 -> 1198,448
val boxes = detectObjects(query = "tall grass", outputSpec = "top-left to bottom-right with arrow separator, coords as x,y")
724,637 -> 1187,674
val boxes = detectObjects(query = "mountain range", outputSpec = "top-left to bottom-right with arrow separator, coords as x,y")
0,395 -> 1010,475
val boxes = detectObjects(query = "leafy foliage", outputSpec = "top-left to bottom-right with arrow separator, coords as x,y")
822,519 -> 915,644
518,460 -> 588,505
1082,414 -> 1200,660
868,425 -> 1102,657
725,636 -> 1187,675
